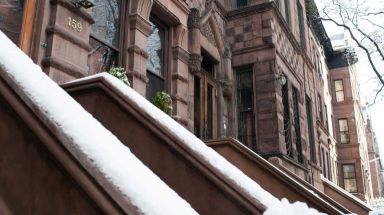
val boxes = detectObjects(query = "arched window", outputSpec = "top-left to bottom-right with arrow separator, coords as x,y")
146,18 -> 167,100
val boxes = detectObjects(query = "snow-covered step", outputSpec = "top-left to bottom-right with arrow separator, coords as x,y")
0,30 -> 197,215
63,73 -> 327,215
206,138 -> 364,214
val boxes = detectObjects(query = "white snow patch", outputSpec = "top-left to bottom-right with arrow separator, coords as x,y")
370,209 -> 384,215
263,198 -> 326,215
0,30 -> 197,215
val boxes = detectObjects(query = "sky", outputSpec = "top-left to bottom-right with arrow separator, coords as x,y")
315,0 -> 384,161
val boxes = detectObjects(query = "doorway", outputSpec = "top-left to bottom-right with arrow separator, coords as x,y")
194,54 -> 217,140
236,69 -> 256,150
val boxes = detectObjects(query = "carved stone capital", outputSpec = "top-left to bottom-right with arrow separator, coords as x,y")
189,54 -> 202,74
220,80 -> 233,98
129,14 -> 152,36
188,8 -> 200,29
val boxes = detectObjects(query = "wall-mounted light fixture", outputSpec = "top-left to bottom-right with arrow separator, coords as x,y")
72,0 -> 95,9
276,73 -> 287,86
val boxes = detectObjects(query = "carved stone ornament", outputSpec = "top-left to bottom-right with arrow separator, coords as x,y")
223,43 -> 232,59
188,8 -> 200,29
189,54 -> 203,74
221,80 -> 233,98
205,0 -> 213,10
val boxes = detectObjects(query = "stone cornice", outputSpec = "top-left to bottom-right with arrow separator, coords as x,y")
226,2 -> 273,20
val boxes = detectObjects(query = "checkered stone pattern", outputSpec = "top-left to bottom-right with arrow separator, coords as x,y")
226,11 -> 273,51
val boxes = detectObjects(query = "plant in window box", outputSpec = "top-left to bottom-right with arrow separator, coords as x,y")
106,66 -> 130,86
152,91 -> 173,115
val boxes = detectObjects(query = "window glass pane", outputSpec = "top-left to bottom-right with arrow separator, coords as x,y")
336,91 -> 344,102
344,179 -> 357,192
339,119 -> 348,131
237,0 -> 247,7
147,20 -> 164,76
343,165 -> 355,178
335,80 -> 343,91
146,71 -> 164,101
0,0 -> 24,44
340,133 -> 349,144
90,0 -> 121,47
88,37 -> 118,75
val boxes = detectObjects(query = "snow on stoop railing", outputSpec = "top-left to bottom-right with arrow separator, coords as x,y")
322,176 -> 372,209
71,77 -> 329,214
0,31 -> 197,215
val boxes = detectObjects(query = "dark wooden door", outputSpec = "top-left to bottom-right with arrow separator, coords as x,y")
194,74 -> 216,140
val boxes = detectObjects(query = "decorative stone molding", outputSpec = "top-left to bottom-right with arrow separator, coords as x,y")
129,14 -> 152,36
201,22 -> 216,47
172,25 -> 187,47
205,0 -> 213,10
130,0 -> 153,19
223,43 -> 232,59
220,80 -> 233,98
153,0 -> 180,24
172,46 -> 190,64
188,54 -> 202,74
128,45 -> 149,59
46,25 -> 92,51
188,8 -> 200,29
171,73 -> 188,84
171,94 -> 188,105
126,70 -> 148,83
42,56 -> 87,78
50,0 -> 94,24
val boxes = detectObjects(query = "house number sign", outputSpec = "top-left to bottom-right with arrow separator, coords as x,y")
68,17 -> 83,32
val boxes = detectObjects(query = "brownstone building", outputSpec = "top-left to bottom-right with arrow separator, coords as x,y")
0,0 -> 381,213
328,34 -> 375,201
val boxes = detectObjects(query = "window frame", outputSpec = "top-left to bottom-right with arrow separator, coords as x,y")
306,96 -> 316,163
145,16 -> 170,100
334,79 -> 345,102
297,0 -> 305,48
88,0 -> 127,74
338,118 -> 350,144
342,164 -> 357,193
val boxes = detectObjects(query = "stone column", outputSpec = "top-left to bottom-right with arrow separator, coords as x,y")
126,14 -> 152,96
171,25 -> 190,127
188,8 -> 202,74
220,45 -> 234,137
187,8 -> 202,131
42,0 -> 94,84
